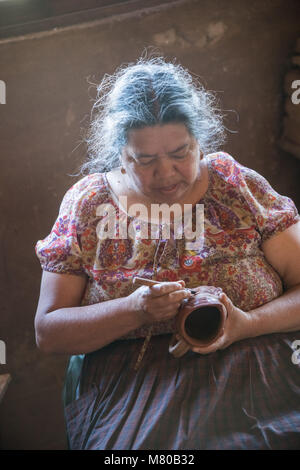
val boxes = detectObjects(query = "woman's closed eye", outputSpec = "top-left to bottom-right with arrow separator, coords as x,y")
138,157 -> 156,166
138,154 -> 187,165
172,154 -> 186,160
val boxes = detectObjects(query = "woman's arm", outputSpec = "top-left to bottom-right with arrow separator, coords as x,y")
34,271 -> 190,355
248,220 -> 300,337
192,221 -> 300,354
35,271 -> 142,355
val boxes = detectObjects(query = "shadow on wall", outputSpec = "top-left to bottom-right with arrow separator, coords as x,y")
279,37 -> 300,159
0,0 -> 300,451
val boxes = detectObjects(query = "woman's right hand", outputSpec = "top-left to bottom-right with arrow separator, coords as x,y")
128,281 -> 192,326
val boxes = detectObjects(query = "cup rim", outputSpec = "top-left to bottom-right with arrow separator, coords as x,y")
178,296 -> 226,347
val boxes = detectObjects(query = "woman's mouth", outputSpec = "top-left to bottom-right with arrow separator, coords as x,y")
157,183 -> 179,194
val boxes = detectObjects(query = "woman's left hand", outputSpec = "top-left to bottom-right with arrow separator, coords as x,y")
192,292 -> 253,354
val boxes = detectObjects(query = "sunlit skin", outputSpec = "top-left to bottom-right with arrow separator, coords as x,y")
119,124 -> 251,353
34,124 -> 300,358
120,123 -> 207,208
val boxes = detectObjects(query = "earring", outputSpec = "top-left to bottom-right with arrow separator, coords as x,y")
121,167 -> 126,174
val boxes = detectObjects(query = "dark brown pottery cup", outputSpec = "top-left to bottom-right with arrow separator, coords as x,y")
169,286 -> 227,357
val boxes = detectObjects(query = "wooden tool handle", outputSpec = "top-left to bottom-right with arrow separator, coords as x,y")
132,276 -> 161,287
132,276 -> 196,294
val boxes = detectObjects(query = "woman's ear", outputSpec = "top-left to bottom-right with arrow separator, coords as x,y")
198,143 -> 204,160
121,146 -> 135,164
194,140 -> 203,160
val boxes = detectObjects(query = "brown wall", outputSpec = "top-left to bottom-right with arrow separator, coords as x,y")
0,0 -> 300,449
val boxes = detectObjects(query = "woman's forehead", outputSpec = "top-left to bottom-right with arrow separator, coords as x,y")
126,123 -> 192,155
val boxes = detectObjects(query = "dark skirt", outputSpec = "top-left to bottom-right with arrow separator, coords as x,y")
64,331 -> 300,450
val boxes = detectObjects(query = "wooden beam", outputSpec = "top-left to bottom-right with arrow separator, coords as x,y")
0,0 -> 182,40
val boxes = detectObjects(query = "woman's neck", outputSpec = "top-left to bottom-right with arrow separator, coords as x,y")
106,157 -> 209,215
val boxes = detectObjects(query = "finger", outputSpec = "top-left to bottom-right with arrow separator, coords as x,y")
192,332 -> 226,354
147,289 -> 190,316
150,293 -> 189,314
149,282 -> 185,298
148,303 -> 182,321
168,289 -> 191,303
161,307 -> 181,319
219,293 -> 233,311
151,296 -> 183,312
192,345 -> 217,355
192,342 -> 221,354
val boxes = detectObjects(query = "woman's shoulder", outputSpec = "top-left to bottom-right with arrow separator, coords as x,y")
64,173 -> 108,202
206,151 -> 263,190
65,172 -> 108,198
206,151 -> 244,188
59,172 -> 112,214
207,151 -> 238,176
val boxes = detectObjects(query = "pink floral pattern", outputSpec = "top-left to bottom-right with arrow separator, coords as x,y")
35,152 -> 300,339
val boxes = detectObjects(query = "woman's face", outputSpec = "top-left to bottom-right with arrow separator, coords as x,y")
121,123 -> 202,204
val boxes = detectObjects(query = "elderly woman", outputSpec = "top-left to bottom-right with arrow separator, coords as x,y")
35,57 -> 300,450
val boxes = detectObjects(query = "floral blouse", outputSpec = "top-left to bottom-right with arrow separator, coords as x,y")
35,152 -> 300,339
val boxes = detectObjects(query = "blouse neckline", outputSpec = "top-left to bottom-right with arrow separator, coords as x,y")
102,156 -> 213,224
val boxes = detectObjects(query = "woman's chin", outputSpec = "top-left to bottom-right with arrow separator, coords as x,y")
150,183 -> 187,203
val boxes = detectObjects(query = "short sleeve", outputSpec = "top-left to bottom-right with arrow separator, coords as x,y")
228,154 -> 300,242
35,178 -> 90,275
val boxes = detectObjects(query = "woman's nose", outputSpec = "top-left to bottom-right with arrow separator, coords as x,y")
154,156 -> 177,177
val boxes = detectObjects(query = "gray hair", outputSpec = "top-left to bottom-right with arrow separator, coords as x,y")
81,56 -> 226,174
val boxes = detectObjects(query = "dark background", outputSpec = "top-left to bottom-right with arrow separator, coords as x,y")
0,0 -> 299,449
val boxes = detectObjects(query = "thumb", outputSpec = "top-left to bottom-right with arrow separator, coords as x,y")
220,292 -> 233,310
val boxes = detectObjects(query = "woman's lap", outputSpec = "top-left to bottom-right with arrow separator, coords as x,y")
64,332 -> 300,450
